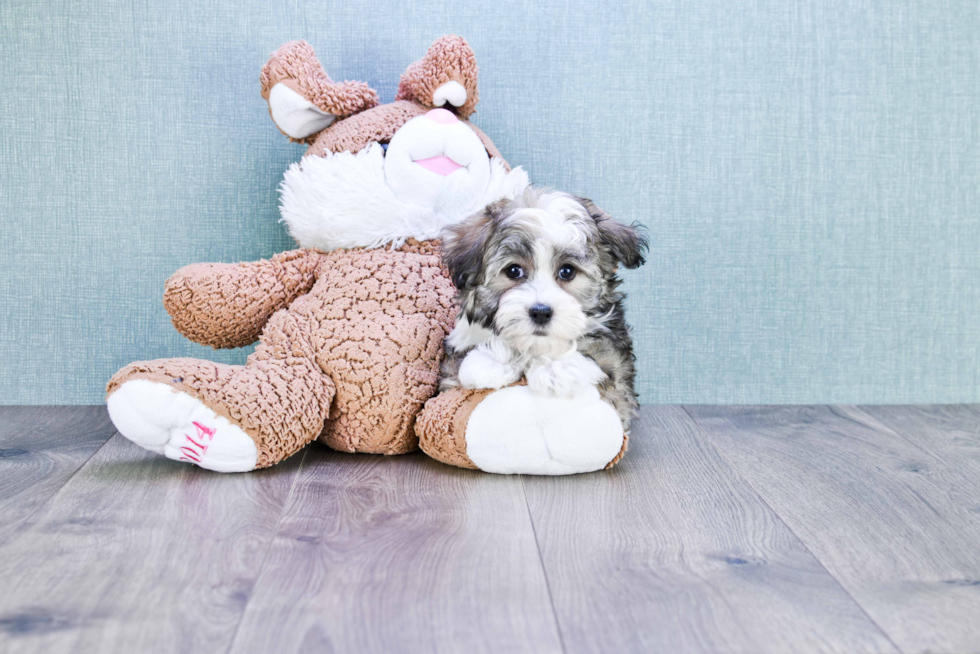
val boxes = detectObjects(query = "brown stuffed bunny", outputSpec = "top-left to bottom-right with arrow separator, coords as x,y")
106,36 -> 529,472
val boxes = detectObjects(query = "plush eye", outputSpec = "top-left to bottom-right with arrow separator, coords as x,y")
558,264 -> 576,281
505,264 -> 525,280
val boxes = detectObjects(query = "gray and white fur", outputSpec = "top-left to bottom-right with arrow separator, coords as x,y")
438,188 -> 648,429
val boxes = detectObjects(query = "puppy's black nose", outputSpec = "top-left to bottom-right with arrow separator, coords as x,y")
529,304 -> 553,326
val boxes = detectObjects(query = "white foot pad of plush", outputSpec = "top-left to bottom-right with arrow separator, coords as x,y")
464,385 -> 624,475
107,379 -> 258,473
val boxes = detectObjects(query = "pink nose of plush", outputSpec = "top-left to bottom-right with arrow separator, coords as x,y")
425,108 -> 458,124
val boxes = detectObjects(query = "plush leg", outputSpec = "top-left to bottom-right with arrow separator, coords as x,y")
415,387 -> 488,470
316,312 -> 445,455
416,384 -> 627,475
106,312 -> 334,472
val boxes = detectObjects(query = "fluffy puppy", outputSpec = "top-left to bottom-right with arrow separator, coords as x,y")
439,188 -> 648,428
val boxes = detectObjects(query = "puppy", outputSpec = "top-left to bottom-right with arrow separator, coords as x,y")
438,188 -> 648,429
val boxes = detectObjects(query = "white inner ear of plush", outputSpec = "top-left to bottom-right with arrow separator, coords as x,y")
268,83 -> 336,139
432,81 -> 467,107
279,143 -> 529,250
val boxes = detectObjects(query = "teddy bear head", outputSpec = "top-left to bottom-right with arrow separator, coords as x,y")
260,35 -> 529,251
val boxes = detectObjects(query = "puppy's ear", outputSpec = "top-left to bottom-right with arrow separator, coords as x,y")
440,205 -> 496,290
578,197 -> 649,269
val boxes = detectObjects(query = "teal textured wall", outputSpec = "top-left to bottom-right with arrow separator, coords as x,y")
2,0 -> 978,405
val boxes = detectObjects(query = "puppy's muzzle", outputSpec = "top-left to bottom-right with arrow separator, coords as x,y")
529,303 -> 553,326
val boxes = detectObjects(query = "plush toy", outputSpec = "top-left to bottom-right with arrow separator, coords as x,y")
106,35 -> 526,472
106,35 -> 628,475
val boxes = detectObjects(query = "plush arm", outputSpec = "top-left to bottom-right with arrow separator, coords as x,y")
163,249 -> 321,349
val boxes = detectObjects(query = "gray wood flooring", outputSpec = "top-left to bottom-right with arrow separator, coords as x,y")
0,405 -> 977,654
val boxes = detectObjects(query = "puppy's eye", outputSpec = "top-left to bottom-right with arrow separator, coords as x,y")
505,264 -> 525,280
558,264 -> 576,281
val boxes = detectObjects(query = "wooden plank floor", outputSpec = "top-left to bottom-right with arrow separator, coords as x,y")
0,405 -> 977,653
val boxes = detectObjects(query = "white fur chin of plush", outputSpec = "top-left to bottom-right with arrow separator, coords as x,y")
106,379 -> 258,473
278,144 -> 529,250
464,385 -> 624,475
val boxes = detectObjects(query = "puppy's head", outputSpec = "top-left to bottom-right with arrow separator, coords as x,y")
442,189 -> 648,356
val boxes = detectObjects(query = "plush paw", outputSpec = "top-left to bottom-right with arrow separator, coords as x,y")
106,379 -> 258,473
458,344 -> 522,390
464,385 -> 624,475
526,351 -> 606,398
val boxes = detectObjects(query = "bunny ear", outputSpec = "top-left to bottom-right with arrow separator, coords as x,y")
396,35 -> 480,119
260,40 -> 379,141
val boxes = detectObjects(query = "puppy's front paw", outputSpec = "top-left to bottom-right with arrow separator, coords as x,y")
527,352 -> 606,398
458,346 -> 522,390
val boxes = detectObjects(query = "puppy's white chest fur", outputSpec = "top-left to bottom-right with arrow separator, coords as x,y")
450,319 -> 605,398
525,350 -> 606,397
